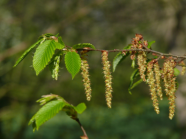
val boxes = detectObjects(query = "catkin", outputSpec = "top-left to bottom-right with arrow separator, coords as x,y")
154,61 -> 163,100
102,51 -> 113,108
163,59 -> 176,119
168,77 -> 176,120
147,62 -> 159,114
137,51 -> 147,82
81,59 -> 92,101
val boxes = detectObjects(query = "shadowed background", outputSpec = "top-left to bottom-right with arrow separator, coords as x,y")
0,0 -> 186,138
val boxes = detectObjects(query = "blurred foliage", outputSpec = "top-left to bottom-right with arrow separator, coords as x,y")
0,0 -> 186,138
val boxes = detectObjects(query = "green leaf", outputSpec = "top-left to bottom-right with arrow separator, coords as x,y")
55,33 -> 59,37
62,103 -> 86,118
28,100 -> 65,131
13,40 -> 41,67
65,51 -> 81,79
36,94 -> 60,105
130,79 -> 143,90
49,55 -> 61,80
130,69 -> 140,81
29,94 -> 87,132
58,37 -> 65,46
33,40 -> 58,75
53,41 -> 65,50
74,103 -> 86,114
131,59 -> 135,68
128,69 -> 141,94
147,41 -> 155,49
174,68 -> 180,76
38,33 -> 54,40
72,43 -> 95,50
62,105 -> 77,118
113,52 -> 129,72
113,45 -> 131,72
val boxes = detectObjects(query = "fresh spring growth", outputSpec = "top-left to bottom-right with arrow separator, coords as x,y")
102,51 -> 113,108
81,59 -> 92,101
147,61 -> 160,114
50,55 -> 60,80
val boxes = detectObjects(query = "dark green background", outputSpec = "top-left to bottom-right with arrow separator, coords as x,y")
0,0 -> 186,138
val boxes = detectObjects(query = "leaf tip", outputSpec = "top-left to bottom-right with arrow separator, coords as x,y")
129,91 -> 132,95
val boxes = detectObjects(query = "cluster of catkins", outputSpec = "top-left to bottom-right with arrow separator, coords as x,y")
79,34 -> 186,119
131,34 -> 186,119
80,50 -> 113,108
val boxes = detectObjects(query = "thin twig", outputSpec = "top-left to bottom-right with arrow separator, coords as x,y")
76,48 -> 186,60
73,118 -> 89,139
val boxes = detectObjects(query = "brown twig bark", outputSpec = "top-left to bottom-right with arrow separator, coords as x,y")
75,48 -> 186,60
73,118 -> 89,139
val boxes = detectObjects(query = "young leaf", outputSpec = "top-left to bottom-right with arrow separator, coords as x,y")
29,94 -> 87,132
58,36 -> 65,46
65,51 -> 81,79
113,45 -> 131,72
130,79 -> 143,90
131,59 -> 135,68
72,43 -> 95,50
13,40 -> 41,67
49,55 -> 61,80
62,103 -> 86,118
28,100 -> 65,131
128,69 -> 141,94
33,40 -> 58,75
74,103 -> 86,114
53,41 -> 65,50
174,68 -> 180,76
113,52 -> 129,72
55,33 -> 59,37
147,41 -> 155,49
37,94 -> 60,105
38,33 -> 54,40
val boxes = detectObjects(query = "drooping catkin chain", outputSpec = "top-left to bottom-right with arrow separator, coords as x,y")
128,34 -> 182,119
81,59 -> 92,101
147,61 -> 160,114
163,59 -> 176,119
168,77 -> 176,120
137,51 -> 147,82
163,60 -> 170,91
102,51 -> 113,108
132,34 -> 147,82
154,61 -> 163,100
163,59 -> 175,96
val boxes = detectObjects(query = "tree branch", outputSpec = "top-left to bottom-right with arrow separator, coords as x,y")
73,118 -> 89,139
76,48 -> 186,60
